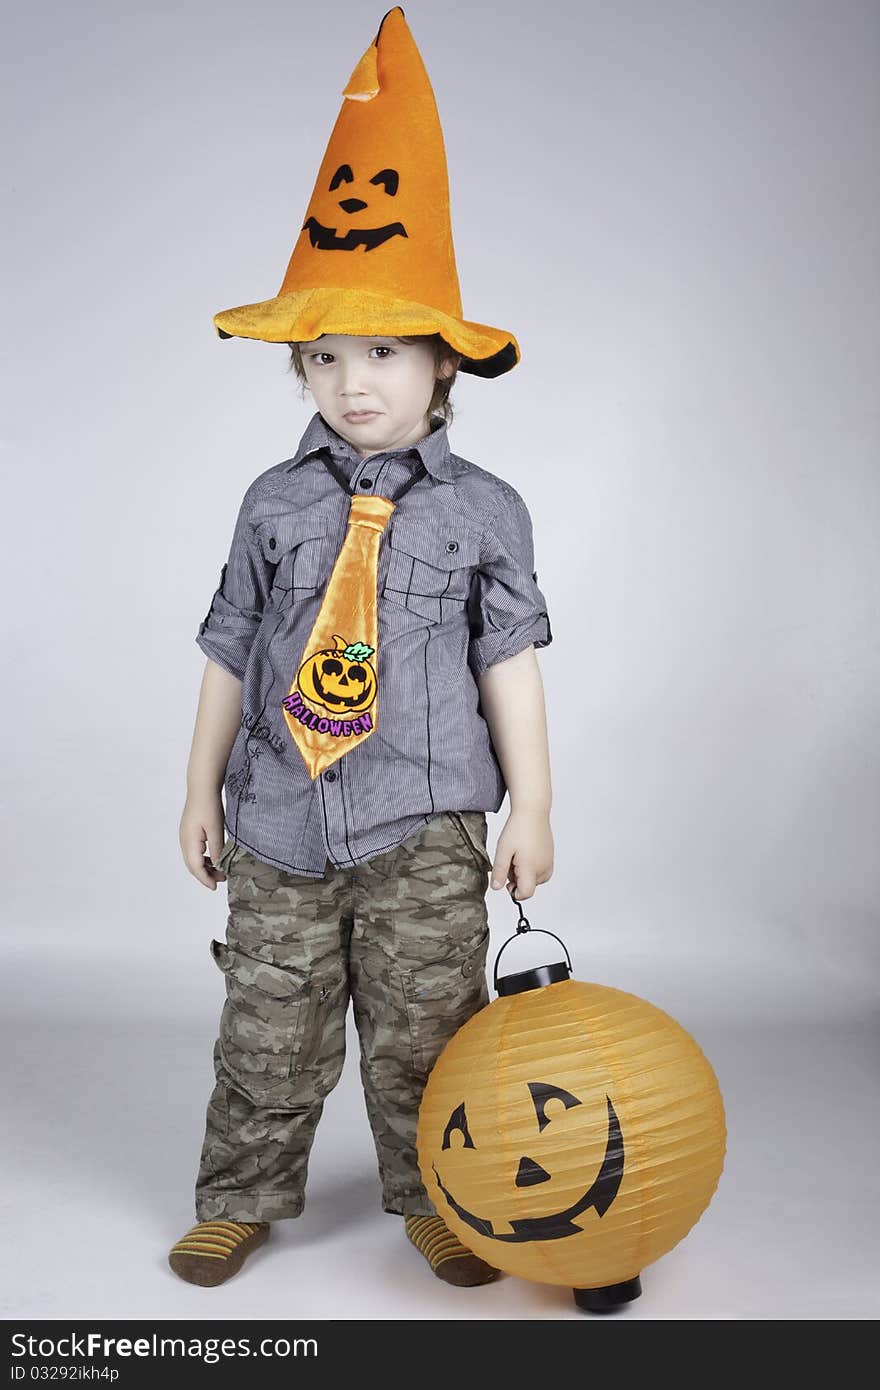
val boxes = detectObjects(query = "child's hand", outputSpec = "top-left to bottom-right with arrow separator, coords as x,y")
489,808 -> 554,900
180,795 -> 229,891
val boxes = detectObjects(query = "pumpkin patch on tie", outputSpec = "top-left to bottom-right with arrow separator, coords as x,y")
295,637 -> 378,717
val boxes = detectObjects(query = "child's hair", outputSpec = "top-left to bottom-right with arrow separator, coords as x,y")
286,333 -> 460,424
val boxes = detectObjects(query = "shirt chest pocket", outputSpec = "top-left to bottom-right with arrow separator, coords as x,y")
382,518 -> 481,625
255,513 -> 330,604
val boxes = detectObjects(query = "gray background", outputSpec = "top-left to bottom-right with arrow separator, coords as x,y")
2,0 -> 878,1322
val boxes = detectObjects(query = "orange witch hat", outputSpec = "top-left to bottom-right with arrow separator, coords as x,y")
213,6 -> 519,378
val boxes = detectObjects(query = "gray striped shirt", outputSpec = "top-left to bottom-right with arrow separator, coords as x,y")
196,410 -> 552,875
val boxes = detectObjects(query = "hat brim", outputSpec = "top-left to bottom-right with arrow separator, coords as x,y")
213,287 -> 519,379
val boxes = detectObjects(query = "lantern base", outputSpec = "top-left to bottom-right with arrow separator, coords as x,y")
573,1275 -> 642,1313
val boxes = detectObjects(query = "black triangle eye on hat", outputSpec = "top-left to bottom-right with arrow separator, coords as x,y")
213,6 -> 519,379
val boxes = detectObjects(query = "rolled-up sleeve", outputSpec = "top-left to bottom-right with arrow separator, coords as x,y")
467,487 -> 553,678
196,483 -> 274,681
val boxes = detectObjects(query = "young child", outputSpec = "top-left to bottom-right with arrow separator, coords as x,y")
169,9 -> 554,1290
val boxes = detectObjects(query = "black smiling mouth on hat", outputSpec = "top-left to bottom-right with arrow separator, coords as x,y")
303,215 -> 408,252
432,1091 -> 625,1243
303,162 -> 409,252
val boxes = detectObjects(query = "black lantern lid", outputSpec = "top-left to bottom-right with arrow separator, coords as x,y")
493,893 -> 573,996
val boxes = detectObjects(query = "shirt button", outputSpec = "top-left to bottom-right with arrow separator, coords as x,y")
268,537 -> 276,549
324,770 -> 338,782
360,477 -> 373,489
446,539 -> 459,553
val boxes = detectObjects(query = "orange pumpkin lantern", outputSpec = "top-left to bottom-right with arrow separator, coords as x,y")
417,917 -> 726,1311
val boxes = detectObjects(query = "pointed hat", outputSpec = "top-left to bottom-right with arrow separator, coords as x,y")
213,7 -> 518,378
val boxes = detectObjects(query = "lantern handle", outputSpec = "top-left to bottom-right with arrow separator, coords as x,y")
492,890 -> 573,993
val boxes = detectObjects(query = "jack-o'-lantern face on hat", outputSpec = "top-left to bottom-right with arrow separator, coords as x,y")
303,162 -> 407,252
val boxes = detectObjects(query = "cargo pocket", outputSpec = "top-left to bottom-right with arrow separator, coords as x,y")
400,929 -> 490,1079
445,811 -> 493,872
210,939 -> 324,1105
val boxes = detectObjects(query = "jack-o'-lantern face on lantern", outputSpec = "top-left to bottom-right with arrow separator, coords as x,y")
433,1082 -> 625,1244
303,162 -> 406,253
417,979 -> 727,1289
297,634 -> 377,714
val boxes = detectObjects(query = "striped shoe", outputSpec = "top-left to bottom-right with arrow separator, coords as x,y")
168,1220 -> 270,1286
404,1215 -> 502,1287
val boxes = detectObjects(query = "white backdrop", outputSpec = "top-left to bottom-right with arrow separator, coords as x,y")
2,0 -> 878,1323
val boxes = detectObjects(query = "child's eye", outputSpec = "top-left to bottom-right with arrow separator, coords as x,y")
306,347 -> 394,365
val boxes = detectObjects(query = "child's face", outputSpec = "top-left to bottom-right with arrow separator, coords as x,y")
297,334 -> 454,457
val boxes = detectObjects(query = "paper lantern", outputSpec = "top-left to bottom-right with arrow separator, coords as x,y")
417,917 -> 726,1311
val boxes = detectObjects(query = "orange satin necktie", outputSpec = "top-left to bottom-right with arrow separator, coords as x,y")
281,453 -> 426,780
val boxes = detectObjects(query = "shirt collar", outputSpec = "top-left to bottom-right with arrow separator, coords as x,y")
284,410 -> 457,482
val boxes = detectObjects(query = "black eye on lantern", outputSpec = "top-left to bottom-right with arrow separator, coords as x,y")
442,1102 -> 475,1151
329,164 -> 354,191
322,658 -> 344,676
369,168 -> 399,196
347,665 -> 367,682
528,1082 -> 582,1133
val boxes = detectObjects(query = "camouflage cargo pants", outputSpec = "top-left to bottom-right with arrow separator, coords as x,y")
194,810 -> 493,1223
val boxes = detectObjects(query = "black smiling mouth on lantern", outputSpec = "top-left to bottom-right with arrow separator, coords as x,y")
313,658 -> 372,708
432,1084 -> 625,1243
303,162 -> 408,252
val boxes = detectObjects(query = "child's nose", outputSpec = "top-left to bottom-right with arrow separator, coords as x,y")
340,366 -> 372,393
